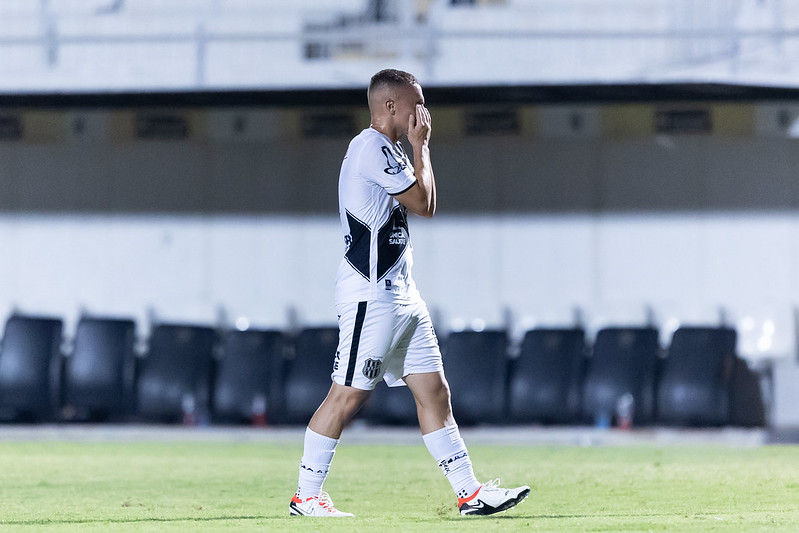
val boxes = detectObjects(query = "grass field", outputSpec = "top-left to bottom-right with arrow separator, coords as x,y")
1,433 -> 798,532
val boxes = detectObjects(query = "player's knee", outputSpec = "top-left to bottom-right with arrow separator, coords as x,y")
328,386 -> 370,419
434,377 -> 452,403
416,382 -> 451,412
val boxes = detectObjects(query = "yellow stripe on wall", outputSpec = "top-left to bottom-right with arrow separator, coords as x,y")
601,104 -> 654,138
23,111 -> 67,143
711,104 -> 755,137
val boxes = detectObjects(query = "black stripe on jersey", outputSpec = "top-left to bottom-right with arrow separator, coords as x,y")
344,210 -> 371,281
377,205 -> 410,281
395,141 -> 410,165
344,301 -> 368,387
389,180 -> 417,196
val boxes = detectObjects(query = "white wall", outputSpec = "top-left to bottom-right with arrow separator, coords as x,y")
1,211 -> 795,363
0,214 -> 340,334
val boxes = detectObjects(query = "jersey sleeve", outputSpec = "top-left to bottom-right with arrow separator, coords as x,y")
360,137 -> 417,196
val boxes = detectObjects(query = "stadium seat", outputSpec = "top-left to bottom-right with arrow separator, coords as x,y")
729,357 -> 766,427
62,316 -> 137,422
581,327 -> 659,426
508,328 -> 587,424
212,329 -> 286,425
0,315 -> 64,422
362,381 -> 418,425
135,324 -> 217,423
443,330 -> 509,425
657,326 -> 737,426
279,327 -> 338,425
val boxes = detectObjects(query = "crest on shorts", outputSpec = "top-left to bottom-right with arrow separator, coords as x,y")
362,358 -> 382,380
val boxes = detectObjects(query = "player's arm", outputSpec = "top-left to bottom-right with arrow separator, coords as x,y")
394,104 -> 436,218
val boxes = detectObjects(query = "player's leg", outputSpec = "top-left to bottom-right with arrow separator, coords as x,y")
291,301 -> 392,517
405,371 -> 483,501
290,383 -> 369,517
405,370 -> 531,515
402,370 -> 453,433
402,302 -> 530,516
308,382 -> 371,439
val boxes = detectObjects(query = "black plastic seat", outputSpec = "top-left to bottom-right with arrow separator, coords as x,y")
279,327 -> 338,425
508,328 -> 587,424
0,315 -> 64,421
62,316 -> 137,421
362,381 -> 418,425
581,327 -> 659,426
135,324 -> 217,423
442,330 -> 508,425
657,326 -> 736,426
213,329 -> 286,425
730,357 -> 766,427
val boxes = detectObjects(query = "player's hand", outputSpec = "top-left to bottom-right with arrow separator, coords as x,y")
408,104 -> 431,147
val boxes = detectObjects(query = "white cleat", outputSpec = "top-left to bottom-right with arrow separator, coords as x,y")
458,478 -> 531,516
289,491 -> 355,517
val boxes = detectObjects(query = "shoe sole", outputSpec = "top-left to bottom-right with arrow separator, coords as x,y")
461,487 -> 531,516
289,502 -> 305,516
289,502 -> 355,517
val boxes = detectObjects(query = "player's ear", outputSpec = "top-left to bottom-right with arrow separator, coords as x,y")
386,99 -> 395,115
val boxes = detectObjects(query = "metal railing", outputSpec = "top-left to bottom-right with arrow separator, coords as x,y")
0,0 -> 797,92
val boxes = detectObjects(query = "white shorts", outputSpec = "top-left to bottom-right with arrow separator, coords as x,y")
331,299 -> 443,390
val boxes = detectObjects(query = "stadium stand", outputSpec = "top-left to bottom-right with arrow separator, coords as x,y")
508,328 -> 587,424
278,327 -> 339,425
443,329 -> 509,425
135,323 -> 217,423
362,381 -> 418,426
581,327 -> 660,426
62,316 -> 137,422
0,309 -> 771,428
657,326 -> 737,426
729,356 -> 767,427
6,0 -> 795,92
212,328 -> 286,425
0,315 -> 64,422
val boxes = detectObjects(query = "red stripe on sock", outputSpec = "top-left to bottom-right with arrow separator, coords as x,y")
457,484 -> 483,506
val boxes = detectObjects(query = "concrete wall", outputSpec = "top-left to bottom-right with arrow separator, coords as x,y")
0,102 -> 798,367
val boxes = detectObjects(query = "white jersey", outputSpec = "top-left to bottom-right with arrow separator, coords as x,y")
335,127 -> 421,304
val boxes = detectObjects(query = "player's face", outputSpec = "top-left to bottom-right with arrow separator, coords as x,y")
395,83 -> 425,134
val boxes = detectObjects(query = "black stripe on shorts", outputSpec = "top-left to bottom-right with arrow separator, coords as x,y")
344,301 -> 368,387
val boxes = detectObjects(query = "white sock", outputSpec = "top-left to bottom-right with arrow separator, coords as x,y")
296,427 -> 339,500
422,425 -> 481,500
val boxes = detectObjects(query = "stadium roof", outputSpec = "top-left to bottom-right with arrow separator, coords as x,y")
2,83 -> 799,109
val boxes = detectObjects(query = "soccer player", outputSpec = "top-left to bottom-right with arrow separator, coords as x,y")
289,69 -> 530,518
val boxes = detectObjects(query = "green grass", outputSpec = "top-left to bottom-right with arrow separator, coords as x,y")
1,437 -> 799,531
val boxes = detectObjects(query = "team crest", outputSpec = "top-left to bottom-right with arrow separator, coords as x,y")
362,358 -> 382,380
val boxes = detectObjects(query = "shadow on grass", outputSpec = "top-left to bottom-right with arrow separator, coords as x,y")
440,511 -> 726,522
0,516 -> 268,526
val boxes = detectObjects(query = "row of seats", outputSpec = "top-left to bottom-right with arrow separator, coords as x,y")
0,314 -> 766,427
444,327 -> 764,428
